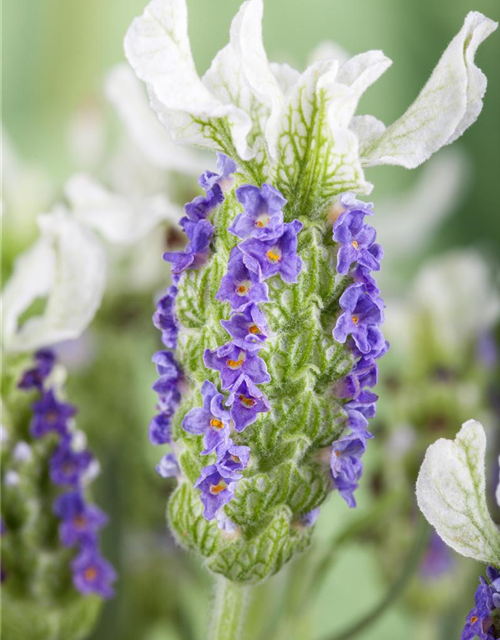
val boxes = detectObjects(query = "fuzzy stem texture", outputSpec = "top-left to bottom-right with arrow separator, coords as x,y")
208,576 -> 250,640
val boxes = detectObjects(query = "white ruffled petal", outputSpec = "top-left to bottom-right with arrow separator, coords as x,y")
3,210 -> 107,352
416,420 -> 500,565
362,12 -> 497,168
65,173 -> 182,245
229,0 -> 283,158
124,0 -> 254,160
105,64 -> 208,175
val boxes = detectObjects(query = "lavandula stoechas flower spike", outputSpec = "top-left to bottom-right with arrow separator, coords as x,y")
1,350 -> 115,639
149,154 -> 386,583
128,0 -> 497,585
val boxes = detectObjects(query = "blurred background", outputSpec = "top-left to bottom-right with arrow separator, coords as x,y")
3,0 -> 500,639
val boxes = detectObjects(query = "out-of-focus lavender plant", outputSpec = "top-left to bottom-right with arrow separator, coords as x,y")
122,0 -> 497,636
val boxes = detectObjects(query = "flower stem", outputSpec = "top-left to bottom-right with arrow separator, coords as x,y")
208,576 -> 250,640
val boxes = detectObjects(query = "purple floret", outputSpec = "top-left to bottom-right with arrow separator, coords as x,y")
333,284 -> 384,354
194,465 -> 237,520
53,491 -> 108,547
229,183 -> 286,240
153,286 -> 178,349
182,380 -> 231,454
216,442 -> 250,478
227,376 -> 271,432
30,390 -> 76,438
220,304 -> 269,351
216,248 -> 269,310
149,413 -> 172,445
461,568 -> 500,640
204,343 -> 270,391
156,452 -> 180,478
333,207 -> 383,275
18,349 -> 55,390
72,546 -> 117,599
50,441 -> 94,487
330,435 -> 367,508
239,219 -> 303,284
163,219 -> 214,276
184,153 -> 236,222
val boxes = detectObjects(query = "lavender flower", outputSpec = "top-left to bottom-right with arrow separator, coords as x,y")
220,304 -> 269,351
216,248 -> 269,310
53,491 -> 108,547
156,452 -> 180,478
216,443 -> 251,478
203,344 -> 270,390
461,566 -> 500,640
30,390 -> 76,438
71,546 -> 117,599
229,184 -> 286,240
226,377 -> 271,432
330,435 -> 367,508
333,284 -> 384,354
333,204 -> 382,275
194,465 -> 237,520
238,220 -> 303,283
148,413 -> 172,445
50,441 -> 94,487
163,219 -> 214,276
153,286 -> 179,349
184,153 -> 236,222
182,381 -> 231,454
18,349 -> 55,390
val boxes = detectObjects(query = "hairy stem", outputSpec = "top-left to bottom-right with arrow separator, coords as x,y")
208,576 -> 250,640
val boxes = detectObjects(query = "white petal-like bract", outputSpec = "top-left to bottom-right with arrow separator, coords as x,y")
2,209 -> 107,352
362,12 -> 498,168
65,173 -> 182,245
416,420 -> 500,565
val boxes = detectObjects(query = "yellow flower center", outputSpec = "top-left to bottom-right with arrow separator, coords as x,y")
255,214 -> 270,228
210,418 -> 224,430
248,324 -> 260,334
351,315 -> 359,325
209,480 -> 228,495
227,352 -> 245,370
84,567 -> 97,581
470,616 -> 478,624
73,515 -> 86,528
239,395 -> 256,408
266,248 -> 281,263
236,280 -> 251,296
230,455 -> 241,464
351,240 -> 359,250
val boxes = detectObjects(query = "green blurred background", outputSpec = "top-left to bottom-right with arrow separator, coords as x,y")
3,1 -> 500,639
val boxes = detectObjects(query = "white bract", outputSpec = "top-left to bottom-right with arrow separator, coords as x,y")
416,420 -> 500,565
2,209 -> 107,353
125,0 -> 496,206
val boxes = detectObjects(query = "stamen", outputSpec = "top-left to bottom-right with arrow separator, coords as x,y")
351,315 -> 359,325
209,480 -> 228,495
248,324 -> 260,334
255,214 -> 271,228
351,240 -> 359,250
210,418 -> 224,430
239,395 -> 256,408
84,567 -> 97,581
73,515 -> 86,528
266,248 -> 281,263
470,616 -> 478,624
227,352 -> 245,370
236,280 -> 251,296
230,455 -> 241,464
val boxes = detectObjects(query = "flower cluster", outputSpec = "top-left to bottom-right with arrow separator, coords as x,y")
186,183 -> 303,520
151,155 -> 237,477
330,195 -> 387,507
461,566 -> 500,640
163,153 -> 236,281
17,350 -> 116,598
